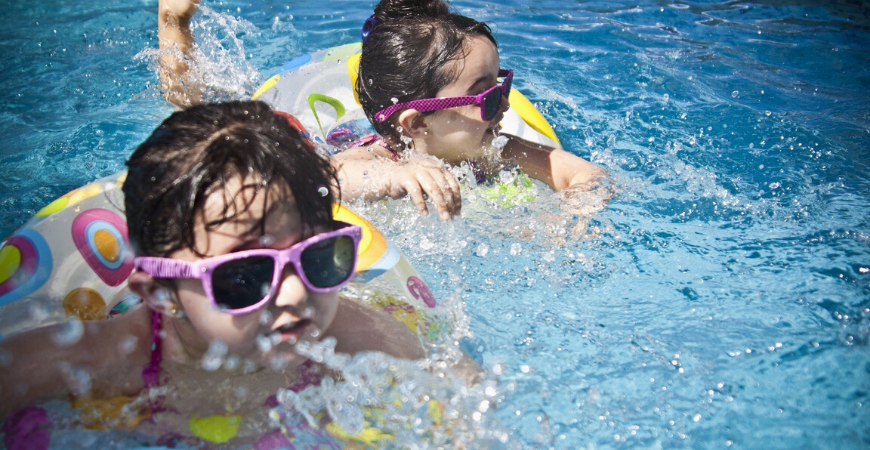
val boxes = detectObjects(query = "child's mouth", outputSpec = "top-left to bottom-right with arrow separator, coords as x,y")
273,319 -> 312,343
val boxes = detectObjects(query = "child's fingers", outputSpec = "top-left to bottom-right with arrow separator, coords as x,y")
415,171 -> 453,220
402,179 -> 430,217
435,171 -> 460,218
445,171 -> 462,216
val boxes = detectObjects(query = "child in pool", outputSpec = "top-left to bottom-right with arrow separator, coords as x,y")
341,0 -> 605,195
0,101 -> 424,444
157,0 -> 462,221
157,0 -> 605,220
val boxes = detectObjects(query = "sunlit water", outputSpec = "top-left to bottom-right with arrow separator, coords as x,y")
2,0 -> 869,448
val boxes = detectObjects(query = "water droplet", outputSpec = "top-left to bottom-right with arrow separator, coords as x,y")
317,186 -> 329,197
731,90 -> 739,98
202,339 -> 228,371
53,318 -> 84,346
270,356 -> 289,370
60,362 -> 91,396
257,234 -> 275,247
152,287 -> 174,312
29,302 -> 50,323
235,385 -> 248,399
491,135 -> 509,149
118,335 -> 139,355
256,334 -> 273,353
223,355 -> 240,371
259,310 -> 273,326
390,97 -> 398,104
498,169 -> 516,184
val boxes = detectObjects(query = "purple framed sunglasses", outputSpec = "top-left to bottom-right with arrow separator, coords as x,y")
134,222 -> 362,315
374,69 -> 513,123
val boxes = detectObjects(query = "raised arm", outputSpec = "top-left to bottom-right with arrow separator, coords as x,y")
158,0 -> 202,109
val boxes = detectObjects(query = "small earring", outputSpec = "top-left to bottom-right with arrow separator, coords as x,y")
154,287 -> 183,318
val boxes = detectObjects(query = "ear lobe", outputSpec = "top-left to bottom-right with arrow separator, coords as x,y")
397,109 -> 428,139
128,271 -> 177,314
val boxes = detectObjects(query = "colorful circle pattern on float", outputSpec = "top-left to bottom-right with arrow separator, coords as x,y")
71,208 -> 133,287
0,229 -> 53,306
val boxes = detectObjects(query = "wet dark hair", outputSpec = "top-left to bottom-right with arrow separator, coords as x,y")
356,0 -> 496,147
123,100 -> 337,257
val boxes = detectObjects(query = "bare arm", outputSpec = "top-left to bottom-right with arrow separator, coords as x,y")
158,0 -> 201,109
0,307 -> 152,420
332,146 -> 462,220
501,136 -> 606,191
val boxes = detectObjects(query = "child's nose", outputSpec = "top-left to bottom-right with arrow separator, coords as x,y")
271,264 -> 309,309
499,92 -> 511,112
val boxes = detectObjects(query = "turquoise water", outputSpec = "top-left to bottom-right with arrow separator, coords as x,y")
2,0 -> 869,448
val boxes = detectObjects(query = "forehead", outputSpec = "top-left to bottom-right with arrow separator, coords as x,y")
441,36 -> 500,90
193,175 -> 298,254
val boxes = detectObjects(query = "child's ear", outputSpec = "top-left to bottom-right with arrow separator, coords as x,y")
128,271 -> 178,315
397,109 -> 429,139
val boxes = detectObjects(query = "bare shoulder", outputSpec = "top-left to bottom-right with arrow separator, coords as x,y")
0,306 -> 153,419
334,143 -> 396,161
327,297 -> 425,360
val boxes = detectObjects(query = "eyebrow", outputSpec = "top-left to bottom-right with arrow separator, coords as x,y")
467,74 -> 496,94
232,197 -> 283,250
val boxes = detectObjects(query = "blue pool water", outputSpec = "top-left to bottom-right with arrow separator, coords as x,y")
2,0 -> 869,448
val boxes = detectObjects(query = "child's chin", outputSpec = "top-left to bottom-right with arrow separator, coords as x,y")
259,346 -> 309,371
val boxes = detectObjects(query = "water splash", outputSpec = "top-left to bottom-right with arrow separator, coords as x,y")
135,6 -> 262,103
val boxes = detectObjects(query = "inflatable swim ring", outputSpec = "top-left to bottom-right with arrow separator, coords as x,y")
0,171 -> 440,344
252,43 -> 562,150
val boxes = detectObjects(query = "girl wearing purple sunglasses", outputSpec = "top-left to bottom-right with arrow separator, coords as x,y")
341,0 -> 606,205
157,0 -> 605,221
0,101 -> 424,443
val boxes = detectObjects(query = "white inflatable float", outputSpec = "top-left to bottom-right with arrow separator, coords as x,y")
252,42 -> 563,150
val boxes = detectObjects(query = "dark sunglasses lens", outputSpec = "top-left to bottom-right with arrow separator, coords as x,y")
212,256 -> 275,310
483,89 -> 502,121
300,235 -> 355,288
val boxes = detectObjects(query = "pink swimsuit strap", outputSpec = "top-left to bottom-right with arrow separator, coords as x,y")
142,309 -> 162,388
351,133 -> 400,160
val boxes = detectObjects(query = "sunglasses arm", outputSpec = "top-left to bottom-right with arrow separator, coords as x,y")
135,257 -> 197,280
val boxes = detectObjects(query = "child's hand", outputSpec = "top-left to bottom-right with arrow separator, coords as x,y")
386,157 -> 461,220
160,0 -> 200,23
